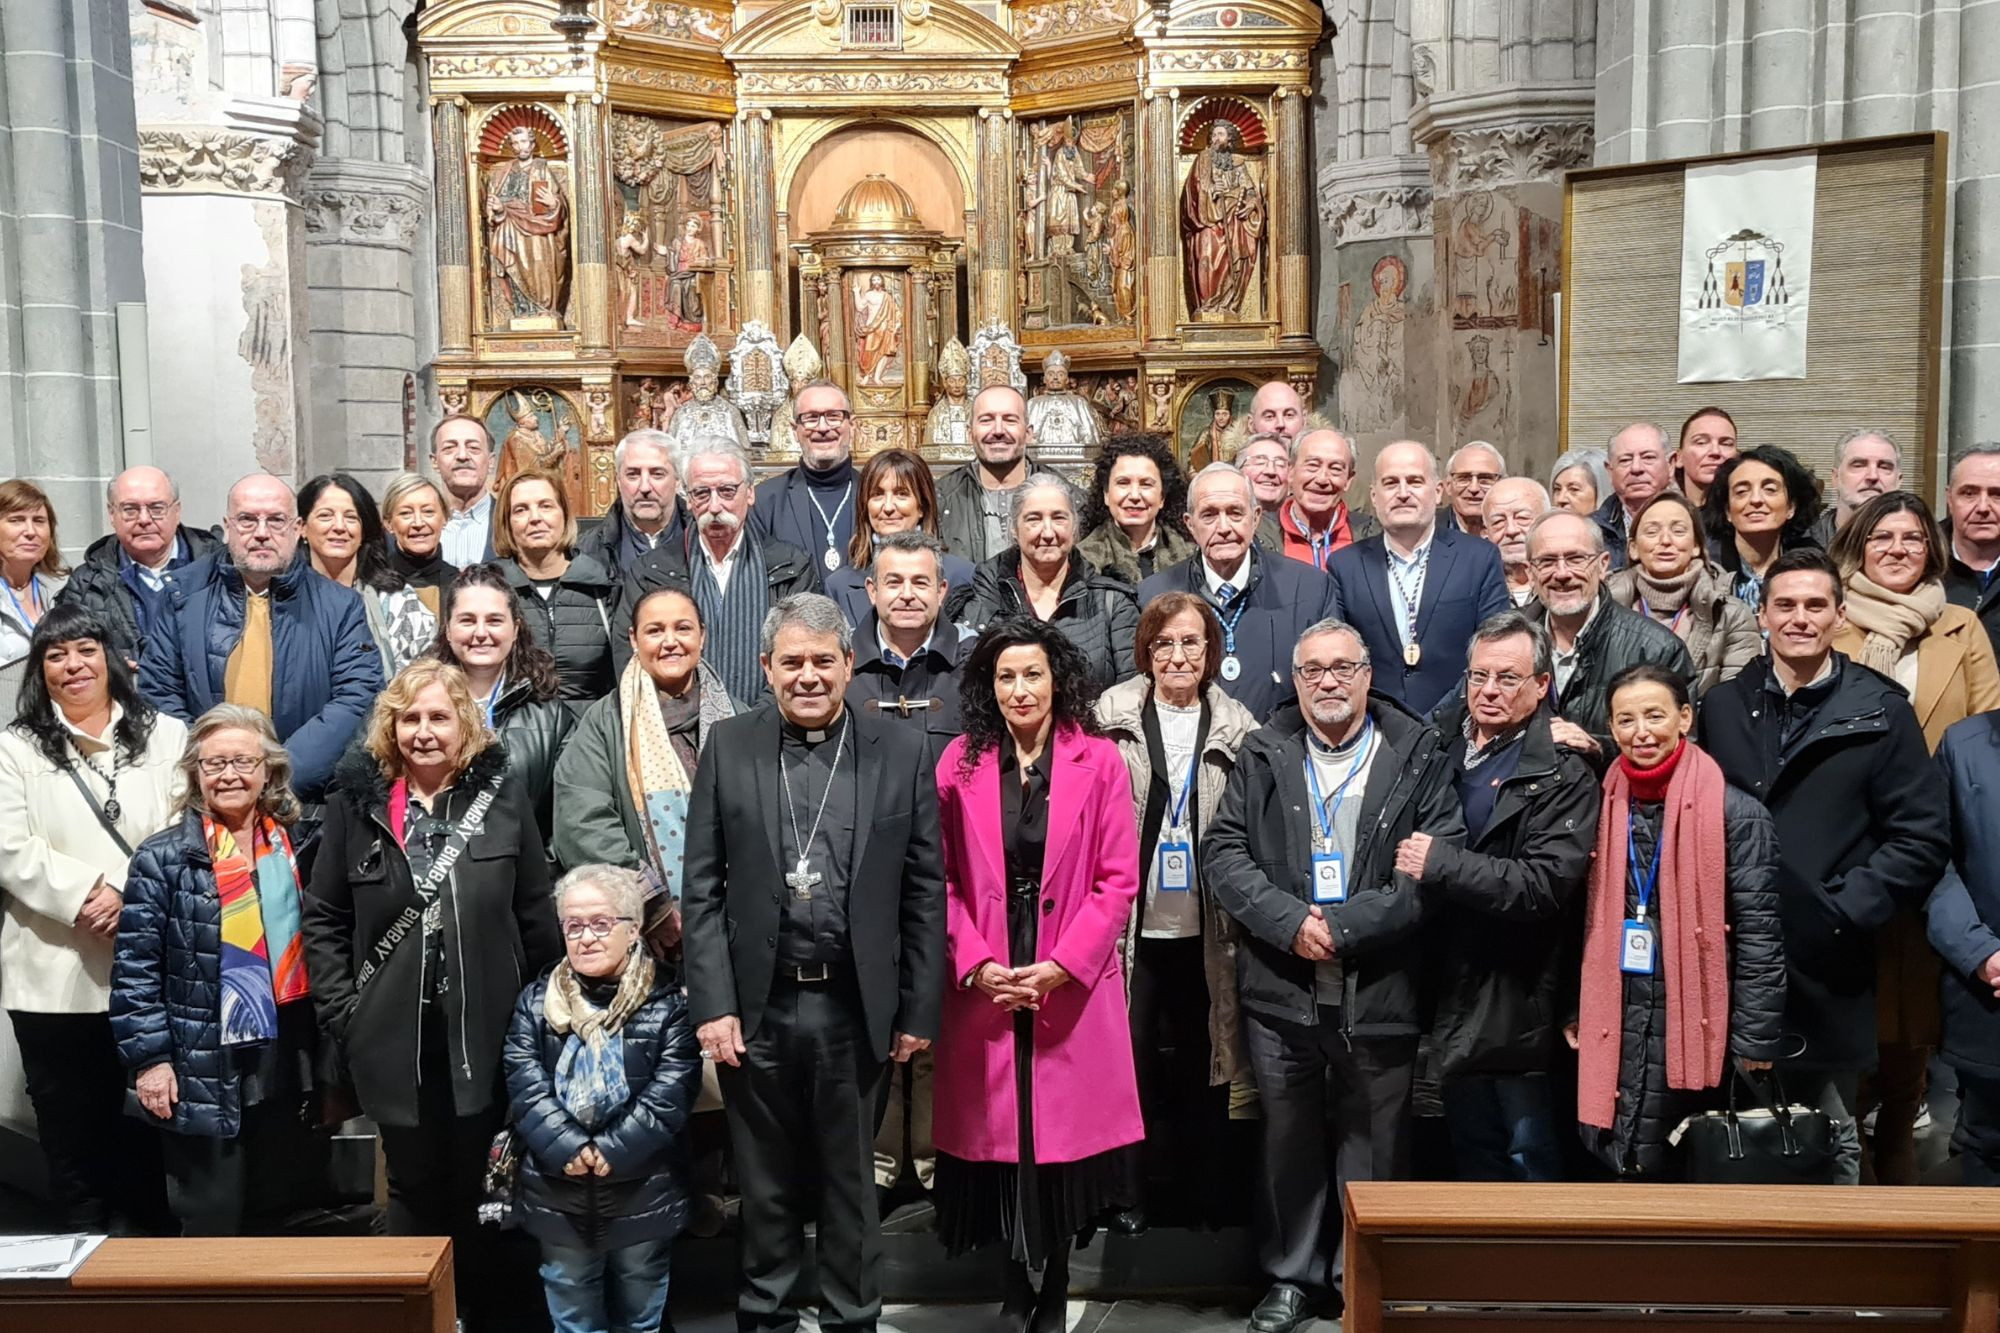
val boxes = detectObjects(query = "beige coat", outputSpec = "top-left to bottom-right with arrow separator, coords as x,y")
0,709 -> 187,1012
1093,674 -> 1259,1084
1605,563 -> 1759,699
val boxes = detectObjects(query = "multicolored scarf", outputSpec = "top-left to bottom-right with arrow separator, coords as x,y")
547,951 -> 656,1131
622,654 -> 695,894
206,814 -> 307,1047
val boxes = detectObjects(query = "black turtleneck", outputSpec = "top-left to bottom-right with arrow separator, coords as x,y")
803,455 -> 856,491
389,543 -> 455,590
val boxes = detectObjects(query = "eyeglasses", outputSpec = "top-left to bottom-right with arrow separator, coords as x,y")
228,514 -> 295,534
1450,471 -> 1503,486
197,755 -> 266,776
797,411 -> 852,428
1466,669 -> 1531,691
1864,532 -> 1929,552
1295,661 -> 1367,685
114,502 -> 175,521
685,484 -> 743,506
561,916 -> 634,940
1530,552 -> 1599,573
1148,636 -> 1207,661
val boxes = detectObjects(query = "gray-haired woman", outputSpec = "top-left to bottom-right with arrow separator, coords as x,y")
505,864 -> 702,1333
110,703 -> 330,1235
1550,448 -> 1612,518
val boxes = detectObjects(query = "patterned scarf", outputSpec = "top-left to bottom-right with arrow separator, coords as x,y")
690,528 -> 768,705
205,814 -> 307,1047
546,950 -> 656,1131
622,653 -> 694,893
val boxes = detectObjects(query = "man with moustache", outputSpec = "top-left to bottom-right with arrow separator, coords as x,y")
1481,476 -> 1550,607
683,593 -> 946,1333
1205,617 -> 1465,1333
1595,423 -> 1675,568
431,414 -> 500,567
139,473 -> 382,802
756,380 -> 863,574
934,384 -> 1081,565
573,427 -> 685,579
1248,380 -> 1307,445
1326,440 -> 1509,716
1278,429 -> 1379,569
1944,445 -> 2000,654
1810,428 -> 1904,548
621,438 -> 822,704
1140,464 -> 1340,722
58,465 -> 221,665
1441,441 -> 1506,539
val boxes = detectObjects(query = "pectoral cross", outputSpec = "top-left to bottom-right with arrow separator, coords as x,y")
786,857 -> 822,902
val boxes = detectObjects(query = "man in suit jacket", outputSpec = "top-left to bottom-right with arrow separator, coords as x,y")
753,380 -> 861,573
1140,463 -> 1340,722
1326,441 -> 1508,717
683,592 -> 946,1333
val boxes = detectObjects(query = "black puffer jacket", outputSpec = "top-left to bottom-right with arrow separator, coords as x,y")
505,965 -> 702,1250
504,554 -> 619,714
1423,710 -> 1600,1080
492,679 -> 576,854
573,499 -> 688,584
1204,697 -> 1467,1038
1578,787 -> 1787,1176
56,526 -> 222,665
1530,590 -> 1695,759
302,745 -> 562,1128
961,548 -> 1139,689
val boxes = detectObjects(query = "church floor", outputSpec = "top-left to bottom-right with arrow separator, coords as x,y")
669,1297 -> 1335,1332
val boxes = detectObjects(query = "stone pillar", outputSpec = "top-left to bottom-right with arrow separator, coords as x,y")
433,96 -> 473,357
1317,154 -> 1433,458
571,94 -> 612,357
1142,91 -> 1178,346
740,109 -> 777,330
1273,89 -> 1313,347
909,269 -> 933,406
0,0 -> 145,536
975,108 -> 1015,327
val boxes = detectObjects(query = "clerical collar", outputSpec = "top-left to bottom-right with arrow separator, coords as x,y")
782,711 -> 845,745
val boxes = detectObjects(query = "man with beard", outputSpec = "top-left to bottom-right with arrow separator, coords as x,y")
1481,476 -> 1550,607
755,380 -> 862,574
934,384 -> 1081,564
684,593 -> 946,1333
620,438 -> 822,703
1810,427 -> 1903,548
432,414 -> 499,567
1278,429 -> 1378,569
1205,617 -> 1464,1333
139,473 -> 382,802
574,428 -> 685,580
1326,440 -> 1508,716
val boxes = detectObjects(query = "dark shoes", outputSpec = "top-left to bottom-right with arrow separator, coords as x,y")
1248,1282 -> 1313,1333
1031,1285 -> 1069,1332
1110,1206 -> 1149,1236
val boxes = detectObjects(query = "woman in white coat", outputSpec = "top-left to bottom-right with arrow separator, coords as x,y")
0,603 -> 186,1231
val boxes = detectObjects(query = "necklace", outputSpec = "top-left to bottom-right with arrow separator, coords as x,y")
777,713 -> 851,901
806,482 -> 854,571
74,743 -> 122,823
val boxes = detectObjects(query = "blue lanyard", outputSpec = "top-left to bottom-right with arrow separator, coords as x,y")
1309,528 -> 1331,571
1,572 -> 40,628
1211,586 -> 1249,653
1627,822 -> 1664,921
1305,722 -> 1374,845
1164,747 -> 1198,832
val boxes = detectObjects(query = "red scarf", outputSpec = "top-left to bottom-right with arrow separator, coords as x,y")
1577,738 -> 1731,1130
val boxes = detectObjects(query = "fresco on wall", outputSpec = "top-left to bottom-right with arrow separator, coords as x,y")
487,384 -> 584,511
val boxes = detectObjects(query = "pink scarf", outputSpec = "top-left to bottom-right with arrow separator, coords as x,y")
1576,739 -> 1731,1129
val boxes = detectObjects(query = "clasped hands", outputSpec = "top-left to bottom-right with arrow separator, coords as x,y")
564,1144 -> 611,1178
1292,905 -> 1336,961
972,959 -> 1071,1012
76,879 -> 121,939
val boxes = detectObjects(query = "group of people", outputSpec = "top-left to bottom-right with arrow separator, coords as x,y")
3,377 -> 2000,1333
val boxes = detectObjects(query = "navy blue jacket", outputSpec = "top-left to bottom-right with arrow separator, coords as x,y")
138,549 -> 383,802
1326,526 -> 1509,718
110,813 -> 320,1138
753,462 -> 860,569
504,966 -> 703,1250
1138,546 -> 1341,722
1929,711 -> 2000,1079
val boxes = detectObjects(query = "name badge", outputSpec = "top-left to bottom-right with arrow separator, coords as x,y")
1158,839 -> 1192,892
1311,850 -> 1347,904
1620,919 -> 1656,975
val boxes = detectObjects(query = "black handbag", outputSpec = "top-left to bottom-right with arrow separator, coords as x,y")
1671,1061 -> 1840,1185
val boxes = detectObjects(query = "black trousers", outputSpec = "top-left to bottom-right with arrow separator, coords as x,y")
8,1009 -> 169,1234
1243,1006 -> 1416,1302
717,976 -> 890,1333
159,1098 -> 331,1236
1127,936 -> 1228,1217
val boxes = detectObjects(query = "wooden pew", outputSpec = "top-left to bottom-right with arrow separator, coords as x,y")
0,1236 -> 452,1333
1345,1182 -> 2000,1332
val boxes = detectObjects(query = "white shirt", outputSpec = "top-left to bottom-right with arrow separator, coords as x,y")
1141,699 -> 1204,940
1384,529 -> 1435,649
1203,555 -> 1251,601
441,493 -> 495,568
1304,727 -> 1377,1004
701,529 -> 746,597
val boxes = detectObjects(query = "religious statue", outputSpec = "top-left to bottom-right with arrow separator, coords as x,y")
725,319 -> 787,449
664,214 -> 709,331
924,337 -> 973,455
496,390 -> 585,510
1028,119 -> 1092,258
614,213 -> 652,328
771,332 -> 825,446
851,272 -> 904,387
1025,350 -> 1103,458
485,125 -> 572,325
664,333 -> 750,451
1107,179 -> 1138,322
1179,120 -> 1265,320
1186,388 -> 1241,472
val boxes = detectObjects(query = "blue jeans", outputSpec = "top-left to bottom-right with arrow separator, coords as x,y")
538,1237 -> 673,1333
1441,1074 -> 1565,1182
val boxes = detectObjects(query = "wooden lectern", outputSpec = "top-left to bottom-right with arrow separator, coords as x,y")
0,1236 -> 453,1333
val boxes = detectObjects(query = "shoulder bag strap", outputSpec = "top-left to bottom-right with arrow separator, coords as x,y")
353,774 -> 504,992
64,763 -> 134,858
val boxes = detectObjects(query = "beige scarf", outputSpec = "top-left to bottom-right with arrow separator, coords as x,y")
545,948 -> 657,1044
1841,572 -> 1946,674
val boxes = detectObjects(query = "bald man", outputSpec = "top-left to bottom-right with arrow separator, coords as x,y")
57,465 -> 223,664
1249,380 -> 1307,444
1326,440 -> 1509,715
139,473 -> 382,801
1480,476 -> 1550,607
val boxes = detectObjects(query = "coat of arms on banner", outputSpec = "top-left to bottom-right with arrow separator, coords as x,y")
1692,228 -> 1792,326
1677,154 -> 1815,383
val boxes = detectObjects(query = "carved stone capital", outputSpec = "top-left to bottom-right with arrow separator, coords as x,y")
1320,185 -> 1434,244
1426,120 -> 1593,193
138,127 -> 313,199
301,161 -> 429,247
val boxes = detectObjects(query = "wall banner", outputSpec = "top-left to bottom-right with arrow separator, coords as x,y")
1678,153 -> 1815,383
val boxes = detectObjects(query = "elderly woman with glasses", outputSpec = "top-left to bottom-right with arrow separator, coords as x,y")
1092,591 -> 1256,1234
505,863 -> 703,1333
111,704 -> 330,1234
305,658 -> 561,1324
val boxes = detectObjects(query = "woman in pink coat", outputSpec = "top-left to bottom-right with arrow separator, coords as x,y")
933,615 -> 1144,1333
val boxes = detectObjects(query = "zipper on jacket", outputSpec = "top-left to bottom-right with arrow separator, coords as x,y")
451,860 -> 473,1081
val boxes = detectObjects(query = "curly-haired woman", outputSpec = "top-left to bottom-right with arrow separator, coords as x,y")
1076,432 -> 1197,587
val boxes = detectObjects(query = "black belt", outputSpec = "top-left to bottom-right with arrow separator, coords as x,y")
775,961 -> 838,983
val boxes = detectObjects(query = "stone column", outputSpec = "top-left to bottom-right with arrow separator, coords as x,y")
740,109 -> 777,330
975,108 -> 1016,328
1317,154 -> 1433,457
571,94 -> 612,357
909,269 -> 933,407
433,96 -> 473,357
1142,90 -> 1178,346
1273,89 -> 1313,347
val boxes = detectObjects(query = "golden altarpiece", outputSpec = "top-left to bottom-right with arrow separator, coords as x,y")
417,0 -> 1322,513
